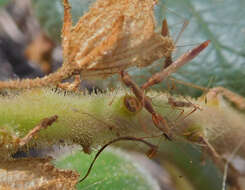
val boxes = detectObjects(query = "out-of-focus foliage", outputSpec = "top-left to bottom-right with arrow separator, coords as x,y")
153,0 -> 245,97
158,141 -> 222,190
54,149 -> 160,190
0,0 -> 10,7
32,0 -> 94,42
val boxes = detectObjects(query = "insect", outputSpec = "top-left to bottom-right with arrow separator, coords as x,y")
0,0 -> 209,138
120,70 -> 172,139
167,96 -> 202,120
0,0 -> 213,185
120,20 -> 209,138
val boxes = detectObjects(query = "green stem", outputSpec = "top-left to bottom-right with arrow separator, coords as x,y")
0,88 -> 245,160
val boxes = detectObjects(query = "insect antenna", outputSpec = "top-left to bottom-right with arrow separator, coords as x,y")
78,137 -> 157,183
174,19 -> 189,45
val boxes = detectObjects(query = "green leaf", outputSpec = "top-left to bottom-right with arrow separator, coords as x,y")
0,0 -> 10,7
158,141 -> 223,190
131,0 -> 245,97
53,148 -> 160,190
155,0 -> 245,96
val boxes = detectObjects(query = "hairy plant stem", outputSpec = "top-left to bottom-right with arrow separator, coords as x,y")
0,88 -> 245,161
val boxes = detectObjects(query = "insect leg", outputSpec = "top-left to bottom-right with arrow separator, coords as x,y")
141,40 -> 210,90
174,19 -> 189,45
18,115 -> 58,147
173,107 -> 185,121
120,71 -> 171,139
182,106 -> 197,120
182,97 -> 202,120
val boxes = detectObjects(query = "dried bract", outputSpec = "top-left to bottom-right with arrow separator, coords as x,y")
0,157 -> 79,189
0,0 -> 175,89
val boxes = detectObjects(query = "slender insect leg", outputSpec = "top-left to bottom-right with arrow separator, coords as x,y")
174,19 -> 189,45
120,71 -> 144,101
18,115 -> 58,147
182,107 -> 198,120
120,71 -> 171,139
173,107 -> 185,121
182,97 -> 202,120
168,98 -> 198,121
141,40 -> 210,90
167,97 -> 187,121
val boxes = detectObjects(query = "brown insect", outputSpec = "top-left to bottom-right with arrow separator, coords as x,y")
168,96 -> 202,120
120,70 -> 172,139
0,0 -> 209,138
120,17 -> 209,137
1,0 -> 210,182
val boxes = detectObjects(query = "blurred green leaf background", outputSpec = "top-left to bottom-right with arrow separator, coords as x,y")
0,0 -> 10,7
54,149 -> 160,190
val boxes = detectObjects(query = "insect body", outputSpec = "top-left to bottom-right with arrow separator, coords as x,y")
168,96 -> 202,120
0,0 -> 209,138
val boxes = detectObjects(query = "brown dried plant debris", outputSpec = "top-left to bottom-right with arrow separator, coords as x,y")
0,0 -> 175,90
205,87 -> 245,111
0,115 -> 58,160
25,33 -> 55,74
0,157 -> 79,190
18,115 -> 58,147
